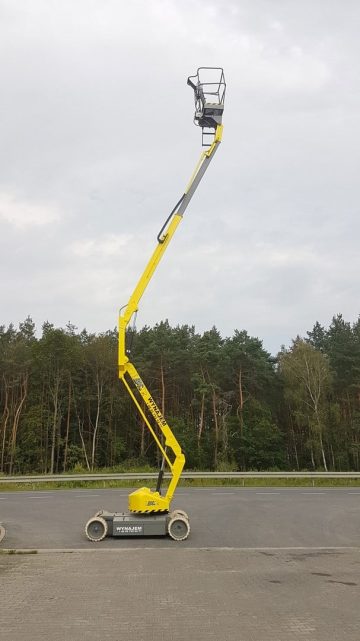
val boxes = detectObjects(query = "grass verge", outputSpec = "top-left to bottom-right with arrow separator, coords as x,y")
0,477 -> 360,491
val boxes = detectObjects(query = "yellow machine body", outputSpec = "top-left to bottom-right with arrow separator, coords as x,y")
128,488 -> 169,513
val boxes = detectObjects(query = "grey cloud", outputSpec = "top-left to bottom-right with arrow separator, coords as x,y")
1,0 -> 360,353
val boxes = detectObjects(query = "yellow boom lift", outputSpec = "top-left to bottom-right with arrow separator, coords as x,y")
85,67 -> 226,542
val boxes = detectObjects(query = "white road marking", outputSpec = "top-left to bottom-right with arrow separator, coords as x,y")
179,488 -> 225,491
347,492 -> 360,494
211,492 -> 235,495
256,492 -> 280,495
0,497 -> 7,500
75,494 -> 100,498
15,492 -> 55,496
301,492 -> 325,495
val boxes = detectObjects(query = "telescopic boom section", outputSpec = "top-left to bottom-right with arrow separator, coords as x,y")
118,69 -> 225,514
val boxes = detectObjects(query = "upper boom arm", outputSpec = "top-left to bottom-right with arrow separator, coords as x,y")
118,124 -> 223,373
118,69 -> 225,513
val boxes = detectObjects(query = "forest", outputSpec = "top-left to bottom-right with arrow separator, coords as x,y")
0,314 -> 359,475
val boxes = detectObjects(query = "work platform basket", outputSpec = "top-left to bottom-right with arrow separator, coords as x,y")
187,67 -> 226,146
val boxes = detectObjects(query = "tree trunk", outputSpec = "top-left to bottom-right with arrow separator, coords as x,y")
237,367 -> 244,436
107,394 -> 114,466
330,442 -> 335,470
78,416 -> 91,471
197,393 -> 205,446
9,374 -> 28,474
0,377 -> 10,472
319,431 -> 328,471
289,412 -> 299,470
197,367 -> 207,447
160,357 -> 165,417
310,444 -> 316,470
50,375 -> 60,475
211,387 -> 219,468
91,374 -> 103,470
315,408 -> 328,471
63,376 -> 72,472
140,401 -> 146,458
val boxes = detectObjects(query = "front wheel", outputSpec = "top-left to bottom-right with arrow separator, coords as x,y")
168,515 -> 190,541
85,516 -> 108,542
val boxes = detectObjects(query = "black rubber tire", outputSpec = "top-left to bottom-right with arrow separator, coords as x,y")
0,525 -> 5,543
168,515 -> 190,541
85,516 -> 108,542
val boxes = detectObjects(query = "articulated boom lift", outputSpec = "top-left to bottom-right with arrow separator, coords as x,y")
85,68 -> 225,542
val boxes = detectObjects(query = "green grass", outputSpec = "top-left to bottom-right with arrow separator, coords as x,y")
0,476 -> 359,492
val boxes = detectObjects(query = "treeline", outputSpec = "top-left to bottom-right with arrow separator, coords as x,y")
0,315 -> 359,474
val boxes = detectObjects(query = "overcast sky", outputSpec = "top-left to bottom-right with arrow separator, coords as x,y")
1,0 -> 359,354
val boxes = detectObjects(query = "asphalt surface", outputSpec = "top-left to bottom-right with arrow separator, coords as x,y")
0,486 -> 359,549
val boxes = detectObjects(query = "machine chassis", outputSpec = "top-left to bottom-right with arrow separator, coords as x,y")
85,509 -> 190,542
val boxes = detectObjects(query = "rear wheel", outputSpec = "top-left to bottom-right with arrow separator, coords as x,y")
168,515 -> 190,541
85,516 -> 108,542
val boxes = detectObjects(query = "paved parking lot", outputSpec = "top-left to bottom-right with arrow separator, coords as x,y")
1,547 -> 359,641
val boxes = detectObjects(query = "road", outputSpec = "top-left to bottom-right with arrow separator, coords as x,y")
0,486 -> 359,549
